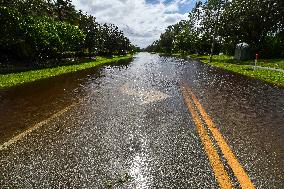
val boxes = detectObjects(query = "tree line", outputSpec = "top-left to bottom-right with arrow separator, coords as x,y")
145,0 -> 284,59
0,0 -> 136,64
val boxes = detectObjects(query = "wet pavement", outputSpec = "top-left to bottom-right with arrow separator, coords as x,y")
0,53 -> 283,188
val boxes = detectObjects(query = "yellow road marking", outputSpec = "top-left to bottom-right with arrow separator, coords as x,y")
183,83 -> 256,189
181,87 -> 233,189
0,102 -> 79,151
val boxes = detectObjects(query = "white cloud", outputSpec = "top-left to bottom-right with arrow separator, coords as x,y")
72,0 -> 192,47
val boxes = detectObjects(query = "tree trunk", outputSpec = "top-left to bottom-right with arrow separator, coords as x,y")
209,0 -> 222,63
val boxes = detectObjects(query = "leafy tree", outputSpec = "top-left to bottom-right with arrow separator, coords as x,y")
218,0 -> 283,56
146,0 -> 283,58
0,6 -> 23,48
53,0 -> 78,23
21,15 -> 85,59
78,12 -> 101,55
1,0 -> 134,65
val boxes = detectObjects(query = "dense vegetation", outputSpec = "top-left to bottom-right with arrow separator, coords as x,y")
145,0 -> 284,59
0,0 -> 136,65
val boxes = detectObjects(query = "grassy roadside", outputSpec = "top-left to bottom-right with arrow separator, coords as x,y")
190,54 -> 284,70
181,54 -> 284,87
0,54 -> 133,89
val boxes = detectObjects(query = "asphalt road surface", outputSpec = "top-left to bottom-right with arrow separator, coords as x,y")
0,53 -> 283,188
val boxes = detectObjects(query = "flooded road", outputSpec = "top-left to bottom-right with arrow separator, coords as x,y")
0,53 -> 283,188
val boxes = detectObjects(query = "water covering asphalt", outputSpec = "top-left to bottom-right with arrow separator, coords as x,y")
0,53 -> 283,188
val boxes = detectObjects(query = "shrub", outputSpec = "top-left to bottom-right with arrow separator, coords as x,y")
0,6 -> 85,61
22,16 -> 85,59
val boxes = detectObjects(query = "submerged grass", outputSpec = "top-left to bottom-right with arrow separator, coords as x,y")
188,54 -> 284,87
0,55 -> 133,89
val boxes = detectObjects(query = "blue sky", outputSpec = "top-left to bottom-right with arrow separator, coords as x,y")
72,0 -> 201,47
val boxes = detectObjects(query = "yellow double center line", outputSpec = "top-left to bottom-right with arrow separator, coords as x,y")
181,83 -> 255,189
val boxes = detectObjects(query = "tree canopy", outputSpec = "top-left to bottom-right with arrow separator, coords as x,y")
145,0 -> 284,58
0,0 -> 136,64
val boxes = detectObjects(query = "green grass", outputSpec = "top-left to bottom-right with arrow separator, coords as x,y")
0,55 -> 133,89
190,54 -> 284,69
189,54 -> 284,87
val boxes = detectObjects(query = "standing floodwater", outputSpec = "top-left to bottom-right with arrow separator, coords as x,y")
0,59 -> 131,143
0,53 -> 283,188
